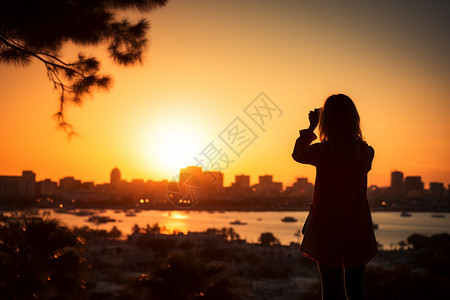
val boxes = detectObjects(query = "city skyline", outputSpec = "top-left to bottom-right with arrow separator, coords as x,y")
2,167 -> 448,213
1,166 -> 447,190
1,1 -> 449,190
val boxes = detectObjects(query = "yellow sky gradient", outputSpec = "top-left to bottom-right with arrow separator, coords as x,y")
1,0 -> 449,188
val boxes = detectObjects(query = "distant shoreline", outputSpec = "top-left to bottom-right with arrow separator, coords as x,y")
1,206 -> 449,214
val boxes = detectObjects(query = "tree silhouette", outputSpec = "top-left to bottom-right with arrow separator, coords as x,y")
206,227 -> 240,241
132,223 -> 142,234
109,225 -> 122,240
0,217 -> 89,299
227,227 -> 240,241
144,222 -> 163,234
125,254 -> 242,300
258,232 -> 280,246
0,0 -> 167,134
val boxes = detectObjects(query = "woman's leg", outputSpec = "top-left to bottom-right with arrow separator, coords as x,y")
318,264 -> 345,300
344,265 -> 366,300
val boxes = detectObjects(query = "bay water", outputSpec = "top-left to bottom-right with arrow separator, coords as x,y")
29,209 -> 450,249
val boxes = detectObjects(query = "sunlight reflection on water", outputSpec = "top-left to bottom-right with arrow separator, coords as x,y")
4,209 -> 449,249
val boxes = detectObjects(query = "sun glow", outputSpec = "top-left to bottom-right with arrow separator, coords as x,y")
140,117 -> 206,177
167,211 -> 189,220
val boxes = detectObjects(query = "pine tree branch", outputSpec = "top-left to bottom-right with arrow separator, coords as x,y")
0,35 -> 76,74
1,34 -> 112,136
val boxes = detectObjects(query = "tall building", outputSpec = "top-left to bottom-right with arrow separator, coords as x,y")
179,166 -> 203,186
290,177 -> 314,198
0,170 -> 36,199
429,182 -> 445,198
179,166 -> 224,196
229,174 -> 252,197
20,171 -> 36,198
254,175 -> 282,197
390,171 -> 404,195
405,176 -> 424,198
405,176 -> 424,192
59,176 -> 81,191
36,179 -> 58,195
110,167 -> 121,186
283,177 -> 314,206
233,175 -> 250,189
259,175 -> 273,185
204,171 -> 224,193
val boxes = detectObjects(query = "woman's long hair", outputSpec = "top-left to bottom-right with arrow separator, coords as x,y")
318,94 -> 364,161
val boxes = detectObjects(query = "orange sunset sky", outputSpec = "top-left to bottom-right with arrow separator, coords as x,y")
1,0 -> 449,188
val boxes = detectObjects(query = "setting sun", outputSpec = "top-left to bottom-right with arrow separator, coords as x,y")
139,117 -> 206,178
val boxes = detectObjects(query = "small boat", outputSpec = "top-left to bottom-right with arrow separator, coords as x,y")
125,211 -> 137,217
400,211 -> 412,217
281,216 -> 298,223
87,216 -> 116,224
230,220 -> 247,225
74,210 -> 94,216
431,214 -> 445,218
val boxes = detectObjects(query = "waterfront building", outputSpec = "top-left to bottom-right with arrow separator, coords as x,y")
230,174 -> 251,193
36,179 -> 58,195
404,176 -> 424,199
180,166 -> 203,183
405,176 -> 424,191
285,177 -> 314,199
233,174 -> 250,189
179,166 -> 224,197
390,171 -> 404,196
253,175 -> 283,197
429,182 -> 445,198
59,176 -> 82,191
0,170 -> 36,199
82,182 -> 95,192
110,167 -> 121,187
203,171 -> 224,194
259,175 -> 273,185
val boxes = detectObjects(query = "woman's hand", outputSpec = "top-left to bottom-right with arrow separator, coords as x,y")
308,108 -> 322,131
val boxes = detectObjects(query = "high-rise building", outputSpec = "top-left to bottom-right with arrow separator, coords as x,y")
179,166 -> 224,196
204,171 -> 224,192
0,176 -> 20,196
20,171 -> 36,198
110,167 -> 121,186
390,171 -> 404,195
429,182 -> 445,198
0,170 -> 36,199
59,176 -> 81,191
259,175 -> 273,185
36,179 -> 58,195
293,177 -> 314,198
254,175 -> 282,197
179,166 -> 203,186
405,176 -> 424,192
234,175 -> 250,188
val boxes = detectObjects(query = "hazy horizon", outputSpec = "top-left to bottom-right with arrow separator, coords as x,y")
1,165 -> 445,190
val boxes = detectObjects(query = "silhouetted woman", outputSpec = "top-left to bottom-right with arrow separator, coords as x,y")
292,94 -> 377,300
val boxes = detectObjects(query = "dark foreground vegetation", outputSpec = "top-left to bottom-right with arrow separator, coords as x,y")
1,215 -> 449,299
